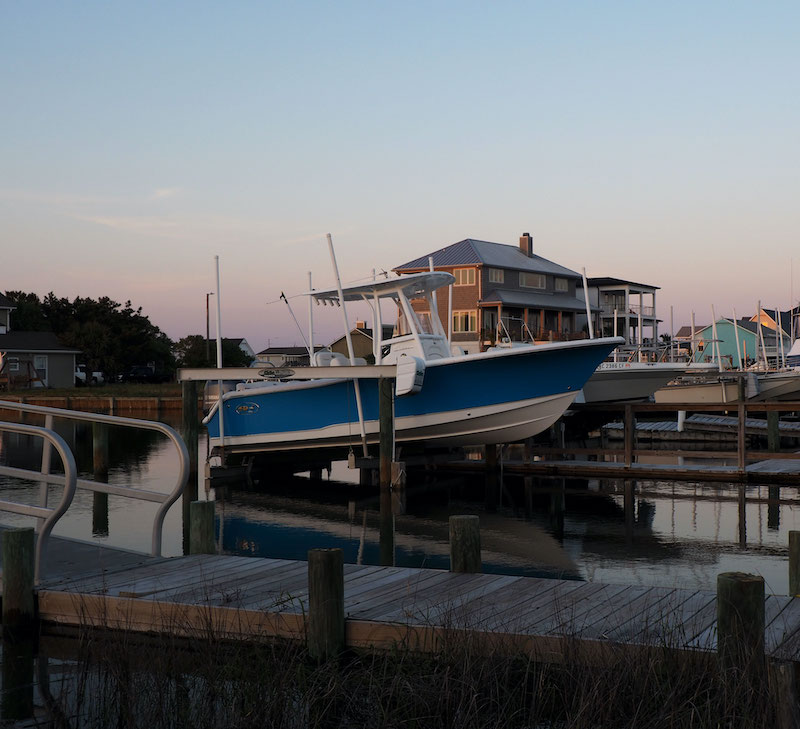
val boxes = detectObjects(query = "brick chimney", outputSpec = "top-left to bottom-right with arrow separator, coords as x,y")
519,232 -> 533,257
355,320 -> 367,330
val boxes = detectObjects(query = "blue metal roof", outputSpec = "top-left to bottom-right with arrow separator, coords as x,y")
394,239 -> 582,278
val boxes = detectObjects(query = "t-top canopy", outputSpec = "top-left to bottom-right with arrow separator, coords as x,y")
308,271 -> 455,304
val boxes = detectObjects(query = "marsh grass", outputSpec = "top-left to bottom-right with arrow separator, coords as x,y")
32,614 -> 784,729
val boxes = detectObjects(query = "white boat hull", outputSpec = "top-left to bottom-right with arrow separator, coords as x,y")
575,362 -> 688,404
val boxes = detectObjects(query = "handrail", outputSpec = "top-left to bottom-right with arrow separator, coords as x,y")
0,421 -> 77,584
0,399 -> 189,557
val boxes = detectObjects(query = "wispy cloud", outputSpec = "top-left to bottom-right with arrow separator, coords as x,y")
151,187 -> 182,200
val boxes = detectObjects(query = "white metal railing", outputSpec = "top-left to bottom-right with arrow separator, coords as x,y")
0,421 -> 77,584
0,400 -> 189,575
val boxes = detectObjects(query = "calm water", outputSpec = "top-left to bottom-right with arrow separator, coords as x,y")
1,411 -> 798,596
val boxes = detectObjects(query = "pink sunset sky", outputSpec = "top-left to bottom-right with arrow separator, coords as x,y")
4,3 -> 798,352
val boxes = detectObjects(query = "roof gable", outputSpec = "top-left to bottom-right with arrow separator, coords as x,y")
0,292 -> 17,310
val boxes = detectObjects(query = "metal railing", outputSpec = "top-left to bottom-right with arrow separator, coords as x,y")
0,400 -> 189,579
0,421 -> 77,584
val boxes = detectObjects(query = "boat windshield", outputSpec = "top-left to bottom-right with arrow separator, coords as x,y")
395,308 -> 435,337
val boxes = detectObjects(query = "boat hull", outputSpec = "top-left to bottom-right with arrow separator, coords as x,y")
575,362 -> 688,404
205,338 -> 619,454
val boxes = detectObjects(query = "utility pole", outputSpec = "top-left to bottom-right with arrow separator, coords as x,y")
206,292 -> 214,364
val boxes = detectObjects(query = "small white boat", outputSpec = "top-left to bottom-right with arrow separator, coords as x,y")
203,272 -> 622,455
574,361 -> 690,404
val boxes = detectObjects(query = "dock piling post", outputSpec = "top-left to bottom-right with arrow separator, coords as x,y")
624,405 -> 635,466
717,572 -> 765,683
790,532 -> 800,596
307,548 -> 345,660
189,500 -> 216,554
379,377 -> 393,490
449,515 -> 481,573
2,528 -> 35,636
737,402 -> 747,472
182,381 -> 200,552
767,411 -> 780,452
92,422 -> 109,536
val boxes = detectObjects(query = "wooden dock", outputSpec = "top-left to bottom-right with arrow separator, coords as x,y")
603,414 -> 800,442
5,532 -> 800,663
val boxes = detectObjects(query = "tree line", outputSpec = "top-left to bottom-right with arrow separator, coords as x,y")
4,291 -> 254,381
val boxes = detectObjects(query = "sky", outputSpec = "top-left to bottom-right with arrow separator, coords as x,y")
3,1 -> 799,351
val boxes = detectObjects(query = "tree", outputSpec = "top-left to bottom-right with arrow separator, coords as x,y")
173,335 -> 255,368
3,290 -> 176,380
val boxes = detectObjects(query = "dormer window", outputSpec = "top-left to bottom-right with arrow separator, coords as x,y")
454,268 -> 476,286
520,272 -> 546,289
488,268 -> 504,284
555,277 -> 569,292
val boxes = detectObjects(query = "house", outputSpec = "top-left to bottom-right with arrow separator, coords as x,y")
0,293 -> 81,389
328,322 -> 396,362
255,346 -> 323,367
393,233 -> 600,353
585,278 -> 660,351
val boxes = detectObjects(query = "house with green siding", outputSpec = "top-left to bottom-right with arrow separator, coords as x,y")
691,315 -> 791,368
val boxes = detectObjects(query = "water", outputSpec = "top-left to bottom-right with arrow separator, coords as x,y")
1,412 -> 798,595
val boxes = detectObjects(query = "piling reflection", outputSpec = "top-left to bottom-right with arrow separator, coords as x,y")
1,635 -> 34,722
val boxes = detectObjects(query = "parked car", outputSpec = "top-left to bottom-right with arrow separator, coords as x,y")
74,364 -> 105,386
117,365 -> 172,384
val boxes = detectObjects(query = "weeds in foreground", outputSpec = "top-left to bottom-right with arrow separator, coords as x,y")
30,624 -> 781,729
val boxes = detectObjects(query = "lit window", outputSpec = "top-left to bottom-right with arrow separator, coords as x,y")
454,268 -> 476,286
488,268 -> 504,284
555,277 -> 568,292
520,272 -> 546,289
452,311 -> 477,333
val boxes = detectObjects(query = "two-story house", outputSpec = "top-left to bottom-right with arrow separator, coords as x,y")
393,233 -> 598,353
0,292 -> 81,389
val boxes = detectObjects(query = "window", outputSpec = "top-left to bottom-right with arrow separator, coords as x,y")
454,268 -> 476,286
8,357 -> 19,372
452,311 -> 478,333
555,277 -> 569,292
520,272 -> 546,289
488,268 -> 504,284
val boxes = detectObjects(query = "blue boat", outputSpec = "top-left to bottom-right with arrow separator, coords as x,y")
204,272 -> 621,455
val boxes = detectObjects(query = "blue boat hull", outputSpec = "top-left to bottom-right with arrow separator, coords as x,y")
205,338 -> 619,453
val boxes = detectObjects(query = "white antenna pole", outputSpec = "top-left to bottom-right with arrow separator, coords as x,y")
214,255 -> 225,453
326,233 -> 368,456
638,291 -> 644,361
711,305 -> 723,372
281,292 -> 310,352
581,267 -> 594,339
757,300 -> 765,369
307,271 -> 314,361
669,305 -> 674,362
447,284 -> 453,348
733,307 -> 743,370
613,309 -> 618,362
428,257 -> 439,326
690,311 -> 696,363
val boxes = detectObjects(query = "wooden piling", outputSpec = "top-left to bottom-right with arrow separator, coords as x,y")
789,531 -> 800,596
307,548 -> 345,660
767,411 -> 780,452
717,572 -> 765,681
379,376 -> 393,491
2,528 -> 35,634
182,381 -> 200,553
189,500 -> 216,555
92,422 -> 109,535
624,404 -> 635,466
737,402 -> 747,471
449,515 -> 481,573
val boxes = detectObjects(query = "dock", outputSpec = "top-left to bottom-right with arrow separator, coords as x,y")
3,531 -> 800,663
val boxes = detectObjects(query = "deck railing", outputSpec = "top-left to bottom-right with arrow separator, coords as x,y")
0,421 -> 77,584
0,400 -> 189,580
